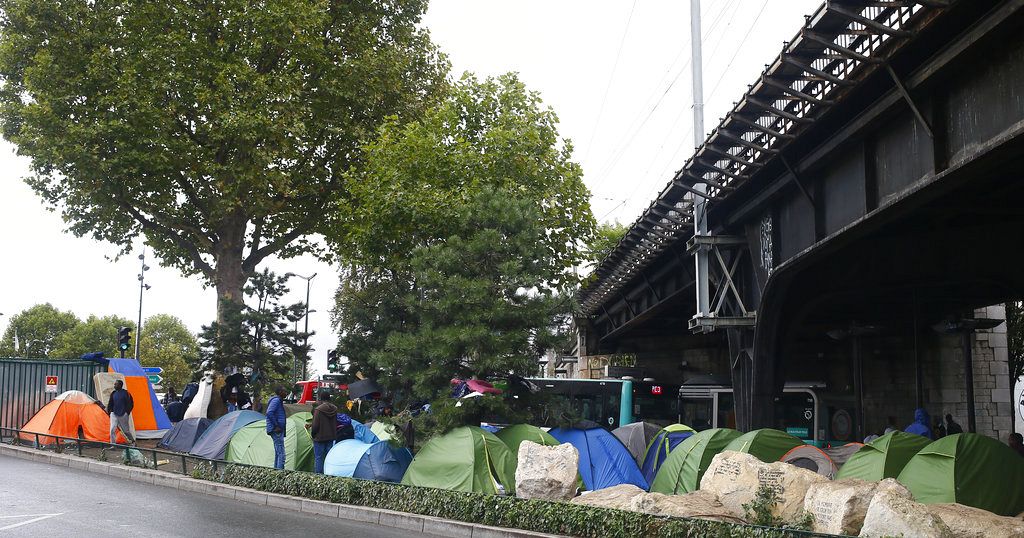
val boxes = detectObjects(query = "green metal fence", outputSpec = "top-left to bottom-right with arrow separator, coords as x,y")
0,358 -> 104,431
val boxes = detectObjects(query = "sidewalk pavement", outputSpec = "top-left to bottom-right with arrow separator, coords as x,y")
0,443 -> 560,538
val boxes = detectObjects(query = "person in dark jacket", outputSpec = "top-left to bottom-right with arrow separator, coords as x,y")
945,414 -> 964,435
107,380 -> 136,445
265,385 -> 288,469
904,407 -> 933,439
310,391 -> 338,474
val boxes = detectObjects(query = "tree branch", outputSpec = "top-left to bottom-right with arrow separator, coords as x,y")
119,201 -> 216,278
248,216 -> 264,261
242,225 -> 309,271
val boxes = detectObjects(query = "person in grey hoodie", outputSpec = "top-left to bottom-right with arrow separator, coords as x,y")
310,391 -> 338,474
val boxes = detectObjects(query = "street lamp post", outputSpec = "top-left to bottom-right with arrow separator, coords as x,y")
135,250 -> 151,361
284,272 -> 317,380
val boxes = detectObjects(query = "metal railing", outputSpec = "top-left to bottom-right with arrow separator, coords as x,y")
0,426 -> 257,478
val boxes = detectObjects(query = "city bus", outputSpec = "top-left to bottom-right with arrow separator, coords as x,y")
679,378 -> 857,447
529,378 -> 681,430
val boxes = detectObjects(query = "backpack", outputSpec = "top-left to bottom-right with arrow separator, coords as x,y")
335,413 -> 354,441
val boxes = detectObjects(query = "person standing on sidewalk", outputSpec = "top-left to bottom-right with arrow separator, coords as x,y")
265,385 -> 288,470
107,379 -> 136,445
310,391 -> 338,474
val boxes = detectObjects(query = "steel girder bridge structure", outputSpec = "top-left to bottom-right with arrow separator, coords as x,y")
578,0 -> 1024,431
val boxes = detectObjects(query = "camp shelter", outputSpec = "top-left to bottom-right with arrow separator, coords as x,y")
495,424 -> 560,456
189,410 -> 265,460
612,422 -> 662,466
896,433 -> 1024,516
369,421 -> 397,442
823,442 -> 864,467
183,376 -> 213,420
649,428 -> 741,494
640,424 -> 695,484
549,427 -> 648,491
158,417 -> 212,453
324,439 -> 413,482
226,415 -> 314,471
351,418 -> 379,444
835,432 -> 930,481
401,426 -> 516,495
780,444 -> 837,478
103,358 -> 172,436
723,428 -> 805,463
19,390 -> 125,444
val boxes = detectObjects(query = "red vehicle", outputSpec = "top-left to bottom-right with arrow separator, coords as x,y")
293,374 -> 347,404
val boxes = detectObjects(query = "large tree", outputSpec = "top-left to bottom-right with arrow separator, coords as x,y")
0,303 -> 80,358
0,0 -> 448,328
52,314 -> 134,359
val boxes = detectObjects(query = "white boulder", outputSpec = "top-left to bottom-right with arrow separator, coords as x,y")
859,478 -> 953,538
515,440 -> 579,501
699,450 -> 827,524
570,484 -> 646,510
631,490 -> 746,524
804,478 -> 879,536
927,503 -> 1024,538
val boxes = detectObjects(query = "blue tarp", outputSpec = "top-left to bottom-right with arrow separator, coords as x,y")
325,439 -> 413,483
640,429 -> 694,484
189,410 -> 265,460
549,427 -> 648,491
158,417 -> 212,453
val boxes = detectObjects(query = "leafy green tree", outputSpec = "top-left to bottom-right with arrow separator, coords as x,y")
0,0 -> 448,329
342,73 -> 595,287
199,269 -> 308,400
139,314 -> 198,392
52,314 -> 134,359
0,304 -> 80,358
331,264 -> 410,383
584,221 -> 630,269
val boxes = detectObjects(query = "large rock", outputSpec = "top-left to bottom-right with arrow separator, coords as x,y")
631,490 -> 746,524
515,440 -> 579,501
699,450 -> 827,523
927,503 -> 1024,538
804,478 -> 878,536
570,484 -> 646,511
860,479 -> 953,538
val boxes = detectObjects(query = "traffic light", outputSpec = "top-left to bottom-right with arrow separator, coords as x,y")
327,349 -> 339,373
117,327 -> 131,357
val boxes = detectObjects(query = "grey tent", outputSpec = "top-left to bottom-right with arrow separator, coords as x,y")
612,422 -> 661,467
348,379 -> 384,400
189,410 -> 265,460
158,417 -> 212,453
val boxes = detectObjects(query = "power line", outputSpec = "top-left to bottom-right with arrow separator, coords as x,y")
583,0 -> 639,164
707,0 -> 771,101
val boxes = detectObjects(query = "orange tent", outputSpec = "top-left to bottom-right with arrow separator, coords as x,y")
19,390 -> 125,444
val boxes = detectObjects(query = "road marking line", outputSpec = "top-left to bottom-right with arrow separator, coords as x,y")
0,513 -> 62,530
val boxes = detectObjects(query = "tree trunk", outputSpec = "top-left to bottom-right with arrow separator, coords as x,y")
214,215 -> 249,326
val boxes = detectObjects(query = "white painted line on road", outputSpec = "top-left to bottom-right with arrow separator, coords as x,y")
0,513 -> 63,530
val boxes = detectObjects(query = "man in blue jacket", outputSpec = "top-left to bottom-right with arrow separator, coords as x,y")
904,407 -> 934,439
265,385 -> 288,469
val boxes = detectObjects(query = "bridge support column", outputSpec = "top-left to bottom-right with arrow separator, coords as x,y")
961,331 -> 977,433
728,328 -> 774,431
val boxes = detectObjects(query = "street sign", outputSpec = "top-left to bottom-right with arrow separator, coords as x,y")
142,366 -> 163,374
147,374 -> 163,385
44,375 -> 58,393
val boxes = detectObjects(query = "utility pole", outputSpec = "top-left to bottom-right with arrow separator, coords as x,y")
691,0 -> 711,323
135,250 -> 150,360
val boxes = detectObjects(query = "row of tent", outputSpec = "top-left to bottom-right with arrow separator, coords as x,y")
20,392 -> 1024,517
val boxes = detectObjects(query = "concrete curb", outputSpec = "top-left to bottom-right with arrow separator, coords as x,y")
0,443 -> 559,538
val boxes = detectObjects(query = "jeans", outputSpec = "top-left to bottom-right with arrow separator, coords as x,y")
313,441 -> 333,474
270,431 -> 286,470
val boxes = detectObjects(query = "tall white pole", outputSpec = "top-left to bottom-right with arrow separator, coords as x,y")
691,0 -> 711,321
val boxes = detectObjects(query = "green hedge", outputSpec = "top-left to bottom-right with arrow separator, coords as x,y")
193,463 -> 827,538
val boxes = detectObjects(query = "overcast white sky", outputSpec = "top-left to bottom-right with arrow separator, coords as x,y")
0,0 -> 821,374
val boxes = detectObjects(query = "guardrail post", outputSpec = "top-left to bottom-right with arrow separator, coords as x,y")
35,433 -> 39,449
181,454 -> 187,476
152,449 -> 158,469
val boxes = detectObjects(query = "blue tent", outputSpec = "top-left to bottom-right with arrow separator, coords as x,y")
640,424 -> 695,485
549,427 -> 648,491
325,439 -> 413,483
158,417 -> 212,453
351,419 -> 379,444
189,410 -> 265,460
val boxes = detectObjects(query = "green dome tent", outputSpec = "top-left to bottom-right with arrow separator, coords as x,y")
370,421 -> 397,442
225,415 -> 314,472
835,431 -> 930,481
402,426 -> 515,495
495,424 -> 560,457
723,428 -> 805,463
897,433 -> 1024,516
650,428 -> 741,494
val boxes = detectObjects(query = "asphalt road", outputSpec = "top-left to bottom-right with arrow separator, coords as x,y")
0,455 -> 415,537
